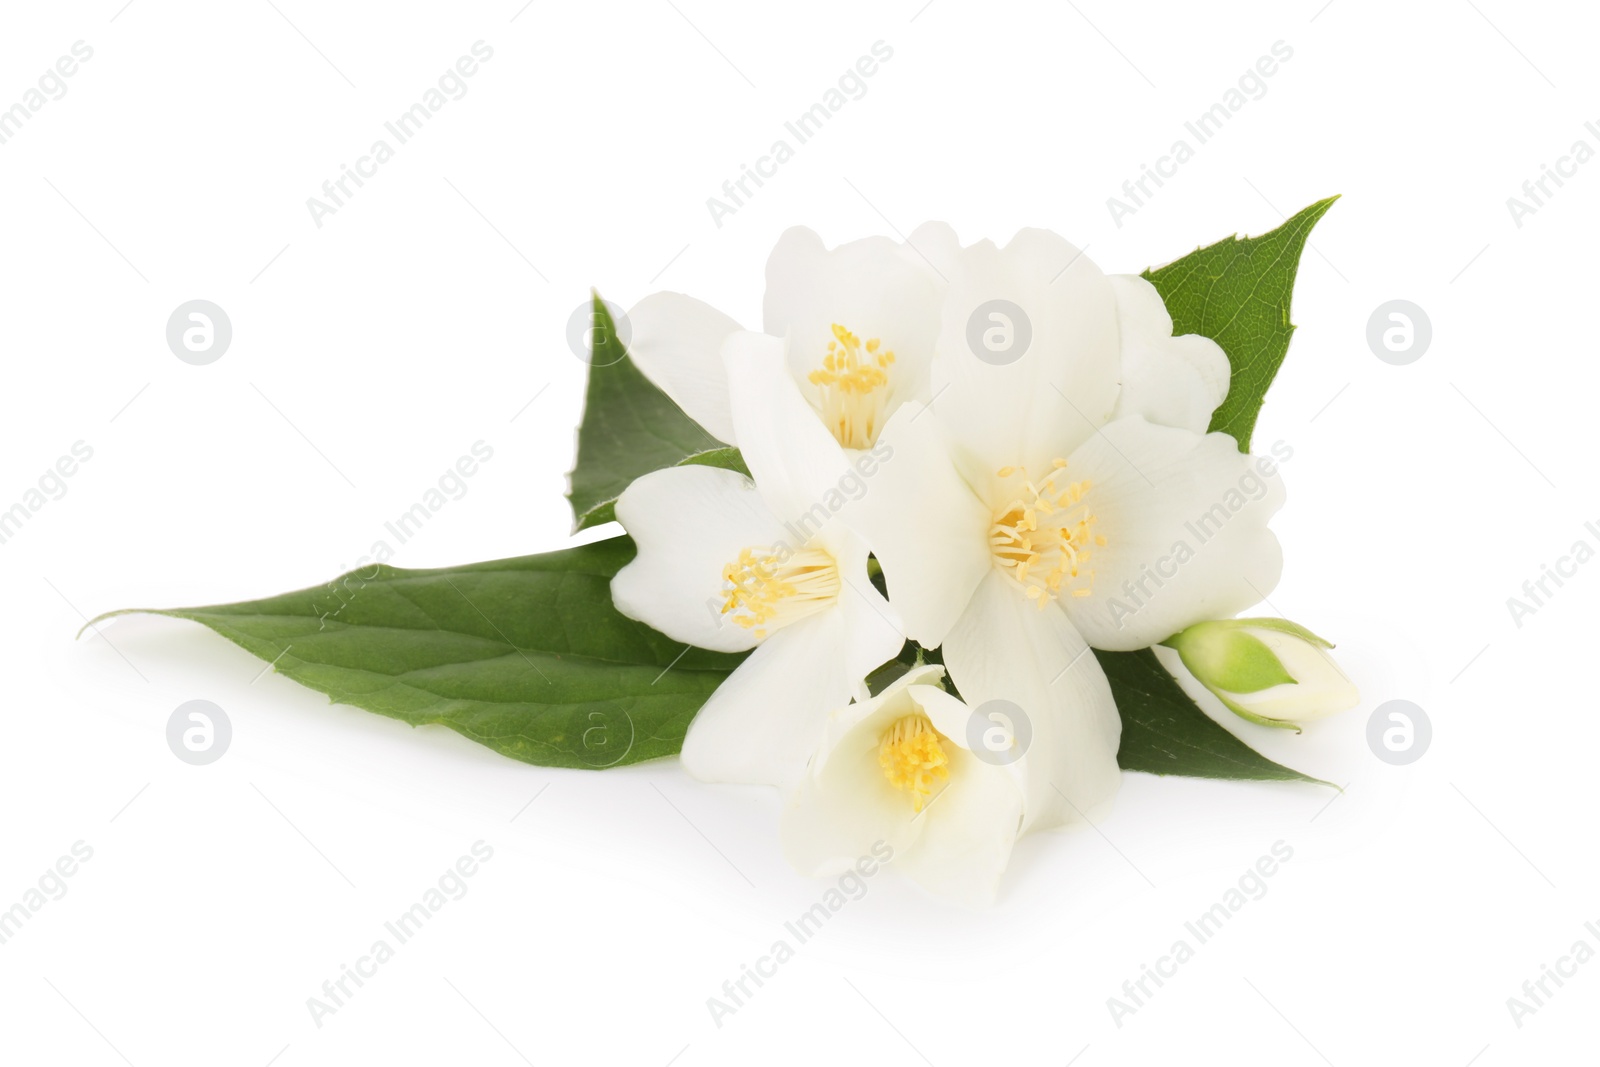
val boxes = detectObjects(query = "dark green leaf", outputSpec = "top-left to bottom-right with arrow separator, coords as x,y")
1143,196 -> 1338,450
566,293 -> 734,531
1100,648 -> 1328,785
864,658 -> 916,696
95,538 -> 748,769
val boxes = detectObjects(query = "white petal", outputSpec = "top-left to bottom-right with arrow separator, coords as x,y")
904,221 -> 965,284
1108,275 -> 1230,434
782,734 -> 916,876
611,464 -> 786,653
931,229 -> 1122,500
942,570 -> 1123,832
892,744 -> 1023,906
829,530 -> 907,679
848,402 -> 992,647
681,606 -> 885,790
723,330 -> 853,529
764,226 -> 945,428
1061,417 -> 1286,650
912,683 -> 986,752
817,524 -> 906,702
784,668 -> 1023,903
807,664 -> 947,779
780,667 -> 947,876
625,291 -> 745,445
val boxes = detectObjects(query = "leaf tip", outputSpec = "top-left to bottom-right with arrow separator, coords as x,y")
78,608 -> 136,639
1299,194 -> 1341,225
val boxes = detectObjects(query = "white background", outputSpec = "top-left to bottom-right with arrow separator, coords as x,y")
1,0 -> 1594,1063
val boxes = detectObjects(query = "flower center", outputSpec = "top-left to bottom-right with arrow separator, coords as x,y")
989,460 -> 1105,607
878,713 -> 950,812
718,545 -> 840,639
807,323 -> 896,449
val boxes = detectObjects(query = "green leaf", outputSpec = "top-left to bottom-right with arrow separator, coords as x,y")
566,293 -> 732,531
1099,648 -> 1328,786
674,446 -> 750,477
864,658 -> 917,696
95,538 -> 748,770
100,549 -> 1328,781
1142,196 -> 1338,450
575,448 -> 751,530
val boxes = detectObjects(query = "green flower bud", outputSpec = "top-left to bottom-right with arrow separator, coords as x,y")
1165,618 -> 1359,729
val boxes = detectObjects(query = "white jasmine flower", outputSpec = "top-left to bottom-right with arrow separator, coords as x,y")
1165,618 -> 1359,726
856,230 -> 1283,826
610,331 -> 903,789
625,225 -> 1224,453
623,224 -> 956,451
782,665 -> 1026,905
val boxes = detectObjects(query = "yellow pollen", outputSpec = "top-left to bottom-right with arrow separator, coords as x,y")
878,713 -> 950,812
990,460 -> 1100,607
718,545 -> 840,639
807,322 -> 896,449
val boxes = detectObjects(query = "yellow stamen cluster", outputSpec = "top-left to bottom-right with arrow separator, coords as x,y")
878,713 -> 950,812
990,460 -> 1107,607
807,323 -> 896,449
719,546 -> 840,639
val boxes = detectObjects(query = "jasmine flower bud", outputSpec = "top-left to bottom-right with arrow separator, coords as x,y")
1165,618 -> 1358,729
